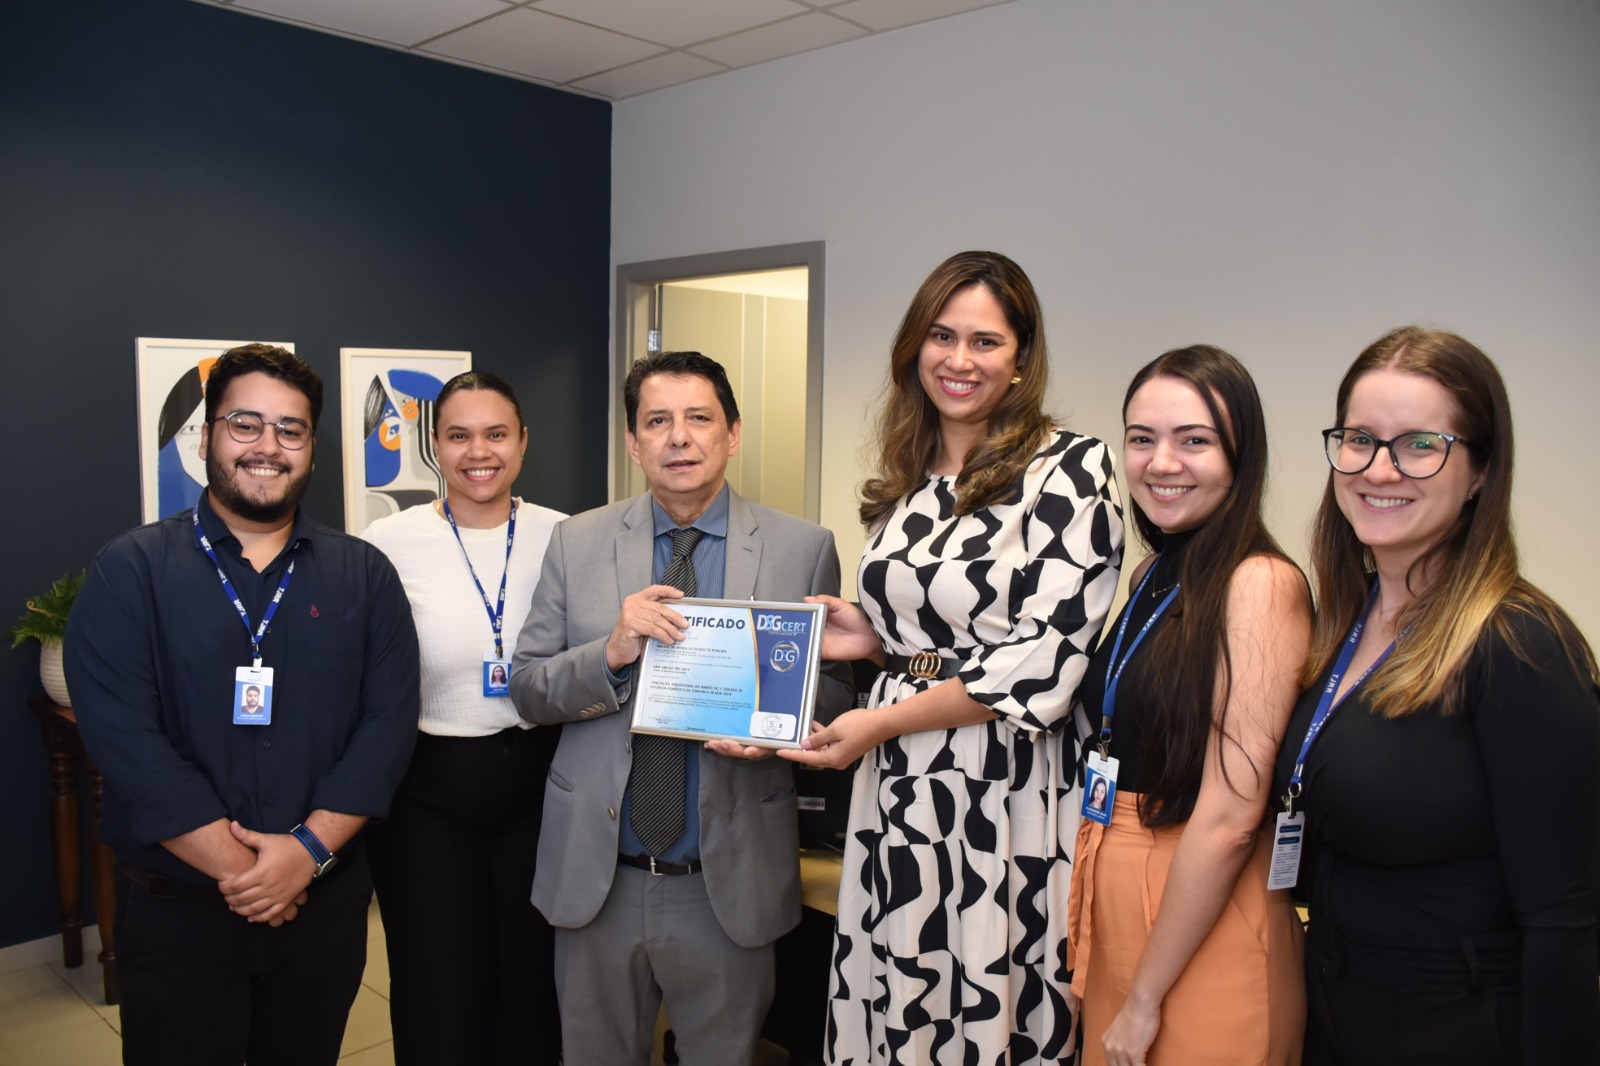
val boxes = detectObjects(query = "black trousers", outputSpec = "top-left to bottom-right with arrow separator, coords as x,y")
1305,923 -> 1520,1065
115,853 -> 372,1066
367,725 -> 562,1066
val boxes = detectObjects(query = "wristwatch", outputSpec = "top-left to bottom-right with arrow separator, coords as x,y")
289,823 -> 339,878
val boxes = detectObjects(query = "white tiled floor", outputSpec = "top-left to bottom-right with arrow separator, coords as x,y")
0,903 -> 790,1065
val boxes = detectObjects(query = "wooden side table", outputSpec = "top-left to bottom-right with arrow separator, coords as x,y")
29,695 -> 119,1005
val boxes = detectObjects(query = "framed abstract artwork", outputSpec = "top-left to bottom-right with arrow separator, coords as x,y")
135,337 -> 296,523
339,347 -> 472,535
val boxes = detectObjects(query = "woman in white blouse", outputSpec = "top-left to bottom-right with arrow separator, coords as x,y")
362,371 -> 565,1066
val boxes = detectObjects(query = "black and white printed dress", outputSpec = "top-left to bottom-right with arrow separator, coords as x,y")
827,428 -> 1124,1066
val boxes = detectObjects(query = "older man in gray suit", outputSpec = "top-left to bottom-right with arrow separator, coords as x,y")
510,350 -> 852,1065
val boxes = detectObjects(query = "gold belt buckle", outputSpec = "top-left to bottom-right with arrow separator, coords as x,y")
908,651 -> 942,679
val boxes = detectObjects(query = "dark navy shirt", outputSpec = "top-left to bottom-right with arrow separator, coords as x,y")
66,492 -> 420,884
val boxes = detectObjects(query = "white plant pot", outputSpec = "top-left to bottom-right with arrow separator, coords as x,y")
39,639 -> 71,707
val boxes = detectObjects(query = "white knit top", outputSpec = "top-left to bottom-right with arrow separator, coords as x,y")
362,499 -> 565,737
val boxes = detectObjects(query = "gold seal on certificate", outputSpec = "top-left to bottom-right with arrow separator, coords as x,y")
629,597 -> 827,749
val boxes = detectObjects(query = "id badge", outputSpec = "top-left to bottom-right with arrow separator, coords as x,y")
482,654 -> 511,698
1082,751 -> 1118,825
1267,811 -> 1305,890
234,666 -> 274,725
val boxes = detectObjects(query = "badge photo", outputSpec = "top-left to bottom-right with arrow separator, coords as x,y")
233,666 -> 274,726
483,656 -> 511,698
1081,752 -> 1118,825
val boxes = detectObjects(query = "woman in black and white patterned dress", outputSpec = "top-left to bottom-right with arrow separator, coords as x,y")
781,251 -> 1124,1065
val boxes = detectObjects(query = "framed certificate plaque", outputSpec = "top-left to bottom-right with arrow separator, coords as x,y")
630,598 -> 827,749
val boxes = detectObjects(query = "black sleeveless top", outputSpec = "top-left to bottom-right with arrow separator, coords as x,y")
1078,527 -> 1196,795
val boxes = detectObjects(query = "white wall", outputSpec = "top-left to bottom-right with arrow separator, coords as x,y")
611,0 -> 1600,641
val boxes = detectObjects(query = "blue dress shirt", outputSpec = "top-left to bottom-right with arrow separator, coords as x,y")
614,484 -> 729,863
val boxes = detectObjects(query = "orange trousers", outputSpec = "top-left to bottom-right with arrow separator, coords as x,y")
1068,793 -> 1305,1066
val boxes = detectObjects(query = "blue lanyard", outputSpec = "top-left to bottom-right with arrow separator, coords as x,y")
191,510 -> 299,668
1098,562 -> 1182,756
441,498 -> 518,660
1281,579 -> 1393,815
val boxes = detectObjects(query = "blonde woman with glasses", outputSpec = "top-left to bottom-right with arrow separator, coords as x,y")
1271,327 -> 1599,1065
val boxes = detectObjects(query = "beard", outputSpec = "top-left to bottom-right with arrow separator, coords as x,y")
206,452 -> 312,525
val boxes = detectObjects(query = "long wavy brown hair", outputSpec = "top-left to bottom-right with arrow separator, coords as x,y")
859,251 -> 1055,529
1121,346 -> 1301,827
1305,326 -> 1598,715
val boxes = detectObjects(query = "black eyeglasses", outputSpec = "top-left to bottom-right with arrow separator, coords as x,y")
210,410 -> 312,450
1321,428 -> 1468,480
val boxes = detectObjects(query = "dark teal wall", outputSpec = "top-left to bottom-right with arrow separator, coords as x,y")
0,0 -> 611,949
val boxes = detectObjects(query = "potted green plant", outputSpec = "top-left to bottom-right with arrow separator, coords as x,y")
10,570 -> 84,707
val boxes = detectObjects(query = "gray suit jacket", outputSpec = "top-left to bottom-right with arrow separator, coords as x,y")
510,488 -> 852,948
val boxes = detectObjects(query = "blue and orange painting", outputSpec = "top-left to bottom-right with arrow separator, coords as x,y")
359,368 -> 448,528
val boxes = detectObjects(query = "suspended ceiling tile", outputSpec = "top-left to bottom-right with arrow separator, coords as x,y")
533,0 -> 811,50
195,0 -> 1024,98
827,0 -> 1014,34
232,0 -> 509,48
572,51 -> 728,100
422,7 -> 664,84
690,12 -> 866,69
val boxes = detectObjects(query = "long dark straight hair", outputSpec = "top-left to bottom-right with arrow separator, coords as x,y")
1124,346 -> 1299,827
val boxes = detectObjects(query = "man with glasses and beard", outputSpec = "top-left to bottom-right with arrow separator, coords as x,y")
67,344 -> 420,1066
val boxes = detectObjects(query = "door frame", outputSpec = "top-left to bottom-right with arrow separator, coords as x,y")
613,241 -> 826,521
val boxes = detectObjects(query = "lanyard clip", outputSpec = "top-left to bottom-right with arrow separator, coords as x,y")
1282,781 -> 1301,818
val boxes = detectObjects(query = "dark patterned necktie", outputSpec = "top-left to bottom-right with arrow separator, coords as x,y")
629,526 -> 703,855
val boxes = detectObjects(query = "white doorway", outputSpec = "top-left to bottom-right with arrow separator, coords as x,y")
615,243 -> 825,521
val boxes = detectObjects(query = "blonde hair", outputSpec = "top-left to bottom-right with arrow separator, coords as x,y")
1305,326 -> 1597,716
